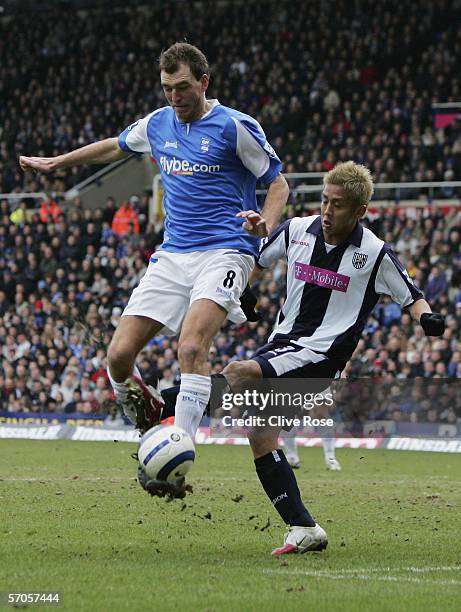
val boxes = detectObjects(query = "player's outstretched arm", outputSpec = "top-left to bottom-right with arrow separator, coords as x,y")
260,173 -> 289,234
408,299 -> 445,336
19,137 -> 129,174
237,173 -> 289,237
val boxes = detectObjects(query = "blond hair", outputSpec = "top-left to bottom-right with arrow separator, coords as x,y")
324,161 -> 374,208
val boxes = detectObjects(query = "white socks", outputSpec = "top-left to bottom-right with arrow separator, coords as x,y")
282,431 -> 336,462
322,438 -> 336,462
174,373 -> 211,440
282,428 -> 299,461
316,424 -> 337,461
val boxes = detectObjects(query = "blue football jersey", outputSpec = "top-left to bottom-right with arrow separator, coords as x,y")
118,100 -> 282,256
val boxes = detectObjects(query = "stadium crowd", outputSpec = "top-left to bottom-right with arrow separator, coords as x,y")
1,0 -> 460,196
0,0 -> 460,426
0,195 -> 460,422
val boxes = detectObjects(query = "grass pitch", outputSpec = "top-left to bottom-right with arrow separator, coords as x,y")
1,440 -> 460,611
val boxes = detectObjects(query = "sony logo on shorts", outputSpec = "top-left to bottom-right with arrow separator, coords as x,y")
159,156 -> 220,175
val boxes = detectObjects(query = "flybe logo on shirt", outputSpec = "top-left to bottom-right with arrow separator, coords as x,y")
159,156 -> 220,175
295,261 -> 350,292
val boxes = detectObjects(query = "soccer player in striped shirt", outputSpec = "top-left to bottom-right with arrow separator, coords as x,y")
222,161 -> 445,555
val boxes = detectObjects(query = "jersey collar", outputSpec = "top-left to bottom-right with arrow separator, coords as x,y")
174,99 -> 220,125
306,216 -> 363,247
203,99 -> 220,118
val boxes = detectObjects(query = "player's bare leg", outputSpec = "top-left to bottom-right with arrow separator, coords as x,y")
107,315 -> 165,430
135,301 -> 225,502
108,315 -> 163,380
174,299 -> 228,439
248,426 -> 279,458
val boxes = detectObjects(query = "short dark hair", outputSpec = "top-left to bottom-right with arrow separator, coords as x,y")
159,42 -> 209,81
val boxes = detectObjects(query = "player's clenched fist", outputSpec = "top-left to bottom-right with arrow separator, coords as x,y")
237,210 -> 268,237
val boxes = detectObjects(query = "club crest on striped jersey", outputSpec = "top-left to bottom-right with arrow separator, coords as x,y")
352,252 -> 368,269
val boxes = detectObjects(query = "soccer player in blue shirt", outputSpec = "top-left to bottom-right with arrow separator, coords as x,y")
20,43 -> 289,484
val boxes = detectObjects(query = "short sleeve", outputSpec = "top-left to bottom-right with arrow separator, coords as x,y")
118,113 -> 154,154
224,115 -> 282,184
375,248 -> 424,307
257,220 -> 291,268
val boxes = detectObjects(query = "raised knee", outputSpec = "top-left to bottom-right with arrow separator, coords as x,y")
225,360 -> 250,375
223,360 -> 259,389
223,361 -> 240,376
107,339 -> 132,369
178,342 -> 205,366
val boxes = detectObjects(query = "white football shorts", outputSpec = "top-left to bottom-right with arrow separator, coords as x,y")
122,249 -> 254,335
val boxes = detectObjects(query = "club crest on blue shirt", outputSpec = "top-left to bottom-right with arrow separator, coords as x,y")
352,252 -> 368,269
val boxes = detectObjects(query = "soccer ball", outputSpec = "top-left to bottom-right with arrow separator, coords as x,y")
137,424 -> 195,482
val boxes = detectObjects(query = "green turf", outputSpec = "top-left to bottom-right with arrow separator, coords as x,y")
1,440 -> 460,611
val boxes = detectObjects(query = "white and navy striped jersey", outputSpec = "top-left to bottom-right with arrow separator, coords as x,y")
257,215 -> 423,362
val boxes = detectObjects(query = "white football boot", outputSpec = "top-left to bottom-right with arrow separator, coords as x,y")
271,523 -> 328,555
287,455 -> 301,469
283,431 -> 300,468
326,458 -> 342,471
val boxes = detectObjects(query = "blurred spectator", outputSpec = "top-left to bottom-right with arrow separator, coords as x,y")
424,265 -> 448,302
103,196 -> 117,224
10,201 -> 32,225
3,0 -> 461,195
39,195 -> 63,224
111,199 -> 140,237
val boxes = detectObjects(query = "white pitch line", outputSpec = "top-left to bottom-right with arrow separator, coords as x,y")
263,568 -> 461,586
299,566 -> 461,574
403,566 -> 461,573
